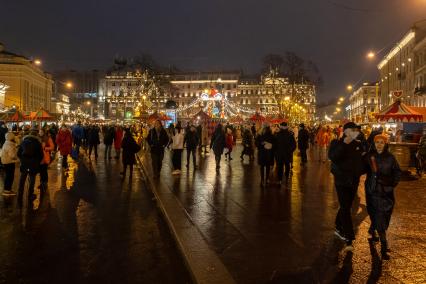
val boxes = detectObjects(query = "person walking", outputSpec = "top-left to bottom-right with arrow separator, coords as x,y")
200,123 -> 209,155
147,120 -> 169,178
1,132 -> 18,196
224,128 -> 234,161
170,124 -> 184,175
71,121 -> 84,155
364,134 -> 401,259
210,124 -> 226,171
120,129 -> 141,180
184,125 -> 199,168
103,125 -> 115,159
87,125 -> 100,159
17,127 -> 44,208
38,129 -> 54,192
56,124 -> 73,169
328,122 -> 365,251
274,122 -> 296,184
114,125 -> 124,159
298,123 -> 310,163
256,124 -> 275,187
240,128 -> 254,161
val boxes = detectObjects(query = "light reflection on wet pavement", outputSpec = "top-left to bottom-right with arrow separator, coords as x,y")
0,149 -> 190,284
141,145 -> 426,284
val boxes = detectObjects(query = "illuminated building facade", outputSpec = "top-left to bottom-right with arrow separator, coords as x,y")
378,20 -> 426,108
0,43 -> 53,112
349,83 -> 379,123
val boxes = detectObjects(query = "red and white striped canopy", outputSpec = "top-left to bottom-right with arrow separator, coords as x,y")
375,100 -> 423,122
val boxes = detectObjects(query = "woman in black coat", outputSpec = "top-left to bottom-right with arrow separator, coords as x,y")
364,134 -> 401,259
120,129 -> 141,180
210,124 -> 226,171
255,125 -> 275,186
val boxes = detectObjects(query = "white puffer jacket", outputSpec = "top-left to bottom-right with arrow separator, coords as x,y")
1,137 -> 18,165
171,131 -> 184,150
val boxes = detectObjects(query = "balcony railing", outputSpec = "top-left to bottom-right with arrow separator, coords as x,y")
414,86 -> 426,95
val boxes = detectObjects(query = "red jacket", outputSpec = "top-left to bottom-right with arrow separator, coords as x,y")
114,128 -> 124,149
225,133 -> 234,150
56,129 -> 72,155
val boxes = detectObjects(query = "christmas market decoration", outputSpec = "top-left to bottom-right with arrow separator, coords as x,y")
375,100 -> 423,122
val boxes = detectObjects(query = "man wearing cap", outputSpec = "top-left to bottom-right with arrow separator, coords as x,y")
328,122 -> 365,251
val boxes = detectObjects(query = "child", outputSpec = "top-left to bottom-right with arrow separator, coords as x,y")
1,133 -> 19,196
225,128 -> 234,161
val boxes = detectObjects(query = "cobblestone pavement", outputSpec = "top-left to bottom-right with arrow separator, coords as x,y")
0,148 -> 190,284
140,145 -> 426,284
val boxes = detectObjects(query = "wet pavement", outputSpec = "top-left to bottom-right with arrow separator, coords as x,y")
0,148 -> 191,284
139,145 -> 426,284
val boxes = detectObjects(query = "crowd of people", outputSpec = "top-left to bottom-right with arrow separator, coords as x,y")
1,117 -> 426,261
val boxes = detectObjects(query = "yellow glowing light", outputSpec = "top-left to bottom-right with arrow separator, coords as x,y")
66,82 -> 73,89
346,85 -> 353,91
339,97 -> 344,101
34,59 -> 42,66
142,95 -> 147,100
366,51 -> 375,60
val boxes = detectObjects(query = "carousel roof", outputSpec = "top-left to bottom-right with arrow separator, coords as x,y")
375,100 -> 423,122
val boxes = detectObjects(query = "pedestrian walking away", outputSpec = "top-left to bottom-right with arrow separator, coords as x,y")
225,128 -> 234,161
328,122 -> 365,251
210,124 -> 226,171
240,127 -> 254,161
38,129 -> 54,193
114,125 -> 124,159
71,121 -> 84,156
87,125 -> 100,159
298,123 -> 310,163
364,134 -> 401,260
103,125 -> 115,159
120,128 -> 141,180
147,120 -> 169,178
1,132 -> 18,196
274,122 -> 296,184
256,124 -> 275,187
184,124 -> 199,168
56,124 -> 73,169
17,127 -> 44,208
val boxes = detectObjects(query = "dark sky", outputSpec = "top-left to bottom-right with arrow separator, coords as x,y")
1,0 -> 425,102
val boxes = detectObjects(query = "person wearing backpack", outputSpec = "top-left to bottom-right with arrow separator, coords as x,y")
17,127 -> 44,207
120,129 -> 141,180
1,132 -> 19,196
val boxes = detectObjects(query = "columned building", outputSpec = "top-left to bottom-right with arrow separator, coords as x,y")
349,83 -> 379,123
378,20 -> 426,108
0,43 -> 53,112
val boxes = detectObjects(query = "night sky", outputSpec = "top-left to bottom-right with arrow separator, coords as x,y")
1,0 -> 425,102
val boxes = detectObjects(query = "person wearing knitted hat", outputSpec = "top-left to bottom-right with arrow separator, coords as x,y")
364,134 -> 401,260
1,132 -> 19,196
328,121 -> 365,251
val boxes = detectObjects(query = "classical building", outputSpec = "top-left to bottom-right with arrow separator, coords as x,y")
0,81 -> 9,109
349,83 -> 379,123
99,67 -> 162,120
237,71 -> 316,121
0,43 -> 53,111
414,33 -> 426,104
51,94 -> 70,118
169,71 -> 239,118
378,20 -> 426,108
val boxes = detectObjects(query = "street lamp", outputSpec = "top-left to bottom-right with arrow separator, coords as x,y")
34,59 -> 42,66
366,51 -> 375,60
66,82 -> 73,89
346,85 -> 353,91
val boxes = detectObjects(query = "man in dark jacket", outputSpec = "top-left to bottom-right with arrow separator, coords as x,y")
184,125 -> 199,168
274,122 -> 296,183
147,120 -> 169,178
328,122 -> 365,251
72,121 -> 84,155
87,125 -> 100,159
298,123 -> 310,163
103,125 -> 115,159
17,128 -> 44,208
210,124 -> 226,171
